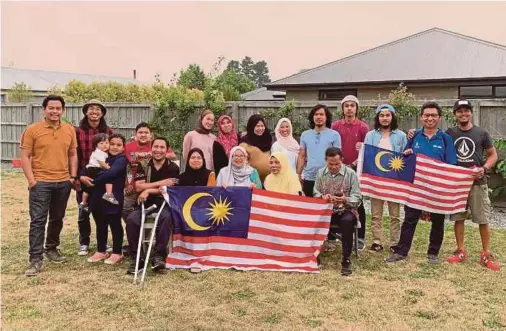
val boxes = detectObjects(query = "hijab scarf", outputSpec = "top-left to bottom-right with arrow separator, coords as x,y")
195,109 -> 213,135
274,118 -> 300,154
216,115 -> 238,156
221,146 -> 254,186
179,148 -> 212,186
264,152 -> 302,194
241,114 -> 272,152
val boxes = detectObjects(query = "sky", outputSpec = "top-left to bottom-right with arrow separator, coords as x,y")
2,1 -> 506,84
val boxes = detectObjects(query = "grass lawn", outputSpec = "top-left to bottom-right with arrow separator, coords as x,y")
1,171 -> 505,331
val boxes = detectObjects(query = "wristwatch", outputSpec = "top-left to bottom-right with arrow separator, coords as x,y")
72,176 -> 79,180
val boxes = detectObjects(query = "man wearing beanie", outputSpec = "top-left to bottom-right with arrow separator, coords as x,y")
363,104 -> 407,253
445,100 -> 500,270
331,95 -> 369,250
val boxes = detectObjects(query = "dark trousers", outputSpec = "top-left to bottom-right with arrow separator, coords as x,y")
28,181 -> 72,262
357,204 -> 366,241
302,180 -> 315,198
327,210 -> 356,262
126,206 -> 173,259
91,209 -> 124,254
76,190 -> 91,246
396,206 -> 445,257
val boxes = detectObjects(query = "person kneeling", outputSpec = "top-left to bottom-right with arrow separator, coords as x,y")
313,147 -> 362,276
125,137 -> 179,275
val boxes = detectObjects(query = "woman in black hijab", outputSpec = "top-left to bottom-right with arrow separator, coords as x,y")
239,114 -> 272,182
178,148 -> 216,186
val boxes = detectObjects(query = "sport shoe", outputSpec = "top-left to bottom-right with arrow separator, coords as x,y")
151,255 -> 166,272
369,243 -> 384,252
480,252 -> 501,271
78,202 -> 89,213
446,248 -> 467,264
325,240 -> 337,252
44,249 -> 67,263
25,260 -> 44,276
127,259 -> 145,275
104,253 -> 123,265
102,193 -> 119,205
355,239 -> 365,252
385,253 -> 407,263
341,259 -> 352,276
427,254 -> 439,264
106,244 -> 113,253
77,245 -> 89,256
87,252 -> 108,263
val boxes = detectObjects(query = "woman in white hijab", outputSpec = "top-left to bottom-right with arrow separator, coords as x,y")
271,118 -> 300,170
216,146 -> 263,188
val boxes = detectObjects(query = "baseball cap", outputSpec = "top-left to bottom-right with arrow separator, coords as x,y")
453,100 -> 473,112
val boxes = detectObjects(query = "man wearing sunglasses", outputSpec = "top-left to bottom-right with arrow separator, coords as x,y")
386,102 -> 457,265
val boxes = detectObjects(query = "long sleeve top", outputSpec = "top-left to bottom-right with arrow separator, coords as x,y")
313,165 -> 362,209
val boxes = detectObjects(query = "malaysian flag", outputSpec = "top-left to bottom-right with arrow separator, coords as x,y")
162,187 -> 332,273
358,144 -> 475,214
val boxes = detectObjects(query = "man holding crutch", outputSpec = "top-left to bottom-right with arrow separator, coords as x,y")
125,137 -> 179,275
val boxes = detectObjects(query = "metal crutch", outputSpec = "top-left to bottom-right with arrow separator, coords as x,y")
140,200 -> 167,286
133,203 -> 157,284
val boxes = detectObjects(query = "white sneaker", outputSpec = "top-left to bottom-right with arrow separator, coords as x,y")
77,245 -> 89,256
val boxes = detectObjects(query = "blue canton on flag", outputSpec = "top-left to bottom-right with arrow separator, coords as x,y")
362,144 -> 416,182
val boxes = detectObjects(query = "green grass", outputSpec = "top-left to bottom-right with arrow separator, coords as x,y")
2,172 -> 506,330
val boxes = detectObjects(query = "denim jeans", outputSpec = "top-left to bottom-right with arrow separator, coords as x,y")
29,181 -> 72,262
76,190 -> 91,246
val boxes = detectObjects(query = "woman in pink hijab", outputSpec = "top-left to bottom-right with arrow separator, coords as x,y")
270,118 -> 300,170
213,115 -> 239,176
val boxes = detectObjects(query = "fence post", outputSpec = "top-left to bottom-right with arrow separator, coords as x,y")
27,103 -> 34,124
473,100 -> 481,127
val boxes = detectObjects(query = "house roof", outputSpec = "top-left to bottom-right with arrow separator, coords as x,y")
266,28 -> 506,88
240,87 -> 286,101
1,67 -> 140,91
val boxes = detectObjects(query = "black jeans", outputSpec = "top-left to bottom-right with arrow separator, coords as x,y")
302,180 -> 315,198
126,206 -> 173,259
28,181 -> 72,262
396,206 -> 445,257
327,210 -> 356,262
76,190 -> 91,246
357,204 -> 366,241
91,209 -> 124,254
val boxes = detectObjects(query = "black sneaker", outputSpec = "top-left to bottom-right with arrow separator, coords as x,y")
389,245 -> 398,254
127,259 -> 145,275
44,249 -> 67,263
427,254 -> 439,265
341,259 -> 352,276
385,253 -> 407,263
25,260 -> 44,276
151,255 -> 166,272
369,243 -> 384,252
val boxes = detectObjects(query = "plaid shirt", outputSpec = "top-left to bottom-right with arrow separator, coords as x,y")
75,126 -> 114,171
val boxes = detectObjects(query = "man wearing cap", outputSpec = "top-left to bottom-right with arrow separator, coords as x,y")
331,95 -> 369,250
75,99 -> 114,256
445,100 -> 500,270
363,104 -> 407,253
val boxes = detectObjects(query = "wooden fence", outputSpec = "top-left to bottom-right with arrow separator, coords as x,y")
1,99 -> 505,161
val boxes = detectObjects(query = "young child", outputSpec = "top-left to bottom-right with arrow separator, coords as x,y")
79,133 -> 118,212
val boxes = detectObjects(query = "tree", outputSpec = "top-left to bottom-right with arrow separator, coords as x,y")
7,82 -> 34,102
252,60 -> 271,87
214,68 -> 256,100
240,56 -> 255,82
226,60 -> 240,72
226,56 -> 272,88
177,64 -> 207,90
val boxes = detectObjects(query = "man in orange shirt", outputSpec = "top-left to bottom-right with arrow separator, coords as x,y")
20,95 -> 78,276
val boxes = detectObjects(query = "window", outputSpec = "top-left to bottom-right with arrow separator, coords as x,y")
495,86 -> 506,97
459,86 -> 493,98
318,89 -> 357,100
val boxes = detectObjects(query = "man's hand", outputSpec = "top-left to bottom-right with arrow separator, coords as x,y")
249,183 -> 255,189
124,185 -> 135,195
355,142 -> 363,151
403,149 -> 414,155
28,179 -> 37,189
332,195 -> 347,204
407,129 -> 416,139
322,194 -> 331,202
160,178 -> 178,187
137,190 -> 150,204
297,173 -> 303,183
472,167 -> 485,179
80,176 -> 94,187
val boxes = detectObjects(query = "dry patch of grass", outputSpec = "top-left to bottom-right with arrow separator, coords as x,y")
2,172 -> 505,331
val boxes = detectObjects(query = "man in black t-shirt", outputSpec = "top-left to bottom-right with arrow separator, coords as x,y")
125,137 -> 179,274
445,100 -> 500,271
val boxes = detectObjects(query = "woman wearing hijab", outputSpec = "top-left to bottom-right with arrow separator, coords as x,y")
216,146 -> 262,188
271,118 -> 300,171
239,114 -> 273,182
213,115 -> 239,177
179,148 -> 217,186
264,152 -> 302,195
182,109 -> 216,171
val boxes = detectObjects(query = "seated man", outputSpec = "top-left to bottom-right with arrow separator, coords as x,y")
125,137 -> 179,274
313,147 -> 362,276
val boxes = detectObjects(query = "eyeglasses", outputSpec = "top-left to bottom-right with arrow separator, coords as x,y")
422,114 -> 440,119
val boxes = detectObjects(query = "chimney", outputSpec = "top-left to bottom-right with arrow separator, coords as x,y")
133,69 -> 137,80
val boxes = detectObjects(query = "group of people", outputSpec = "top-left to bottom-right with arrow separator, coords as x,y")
20,94 -> 500,278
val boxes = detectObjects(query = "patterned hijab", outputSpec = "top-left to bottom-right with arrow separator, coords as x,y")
240,114 -> 272,152
216,115 -> 238,156
274,118 -> 300,153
